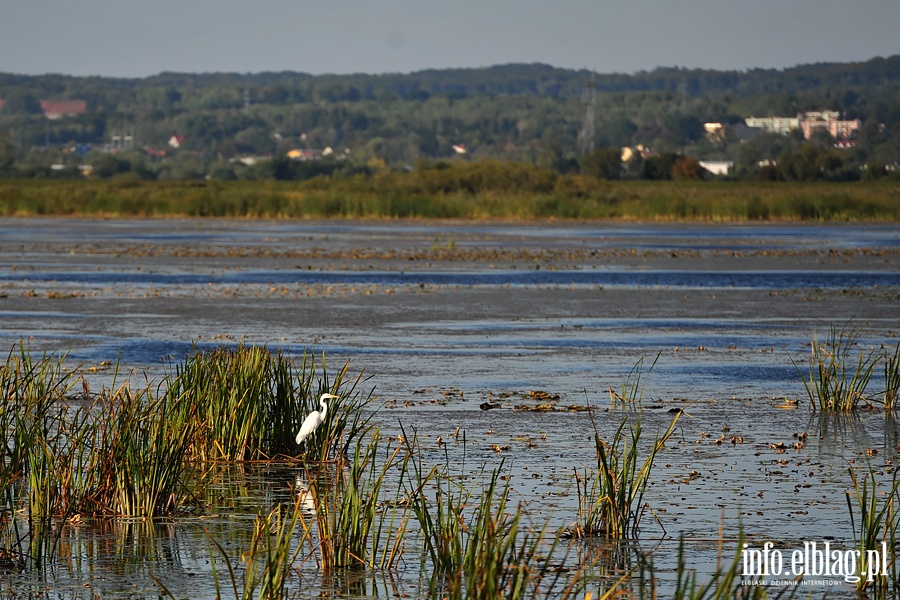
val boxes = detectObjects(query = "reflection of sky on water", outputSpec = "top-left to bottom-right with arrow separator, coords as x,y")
3,219 -> 900,250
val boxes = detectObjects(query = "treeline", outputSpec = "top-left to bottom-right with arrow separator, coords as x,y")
4,57 -> 899,104
0,57 -> 899,180
2,162 -> 898,221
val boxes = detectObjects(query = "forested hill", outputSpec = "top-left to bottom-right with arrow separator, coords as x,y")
4,56 -> 900,102
0,56 -> 899,182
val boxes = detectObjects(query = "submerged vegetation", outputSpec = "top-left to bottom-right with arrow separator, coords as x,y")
1,174 -> 899,221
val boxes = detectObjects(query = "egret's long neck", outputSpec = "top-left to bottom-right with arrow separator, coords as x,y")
320,400 -> 328,418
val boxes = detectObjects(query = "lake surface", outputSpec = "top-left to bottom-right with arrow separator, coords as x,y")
0,218 -> 898,597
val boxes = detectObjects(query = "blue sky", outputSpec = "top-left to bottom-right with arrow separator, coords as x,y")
1,0 -> 898,78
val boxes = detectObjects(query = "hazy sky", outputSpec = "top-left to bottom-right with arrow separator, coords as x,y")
1,0 -> 898,78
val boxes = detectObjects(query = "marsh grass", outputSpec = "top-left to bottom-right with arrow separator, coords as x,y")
4,178 -> 900,221
572,412 -> 681,539
846,463 -> 900,596
401,427 -> 470,574
666,534 -> 798,600
299,431 -> 409,570
457,469 -> 550,600
0,345 -> 78,568
294,359 -> 378,462
153,497 -> 306,600
401,428 -> 585,600
1,341 -> 374,576
211,501 -> 304,600
104,387 -> 195,517
608,352 -> 661,408
422,467 -> 566,600
165,345 -> 376,462
799,328 -> 878,411
883,340 -> 900,410
165,344 -> 297,461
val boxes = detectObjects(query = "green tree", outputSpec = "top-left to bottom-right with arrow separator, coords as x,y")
1,90 -> 42,115
0,132 -> 16,174
641,152 -> 679,180
580,147 -> 622,180
672,156 -> 705,180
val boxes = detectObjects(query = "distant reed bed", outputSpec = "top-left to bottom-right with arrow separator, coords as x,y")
1,170 -> 898,221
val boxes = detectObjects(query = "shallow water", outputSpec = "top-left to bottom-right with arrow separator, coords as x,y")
1,218 -> 899,597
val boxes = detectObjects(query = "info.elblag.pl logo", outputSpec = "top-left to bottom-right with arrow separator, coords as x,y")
742,541 -> 891,585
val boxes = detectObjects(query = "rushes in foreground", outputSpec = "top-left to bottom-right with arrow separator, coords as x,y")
883,340 -> 900,410
846,463 -> 900,596
572,413 -> 680,539
300,431 -> 409,570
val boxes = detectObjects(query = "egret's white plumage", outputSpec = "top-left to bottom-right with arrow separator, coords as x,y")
295,393 -> 339,445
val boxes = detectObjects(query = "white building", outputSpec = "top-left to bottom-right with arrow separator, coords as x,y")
699,161 -> 733,176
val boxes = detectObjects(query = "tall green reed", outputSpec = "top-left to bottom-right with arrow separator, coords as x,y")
104,386 -> 195,517
405,462 -> 470,573
666,534 -> 797,600
154,497 -> 306,600
402,429 -> 580,600
300,431 -> 408,570
846,463 -> 900,596
883,340 -> 900,410
608,352 -> 661,408
1,345 -> 75,476
165,345 -> 375,461
572,412 -> 680,539
799,328 -> 878,411
294,359 -> 377,462
165,344 -> 290,461
1,344 -> 78,567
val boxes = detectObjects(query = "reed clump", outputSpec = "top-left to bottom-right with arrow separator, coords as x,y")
299,431 -> 409,570
883,340 -> 900,410
0,341 -> 370,572
846,463 -> 900,597
400,428 -> 583,600
415,467 -> 566,600
800,328 -> 880,411
572,412 -> 680,539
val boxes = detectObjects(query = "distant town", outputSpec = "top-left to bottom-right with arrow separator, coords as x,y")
0,58 -> 897,181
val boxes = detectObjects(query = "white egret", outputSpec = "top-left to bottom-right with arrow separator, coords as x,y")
295,393 -> 340,445
292,475 -> 317,516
